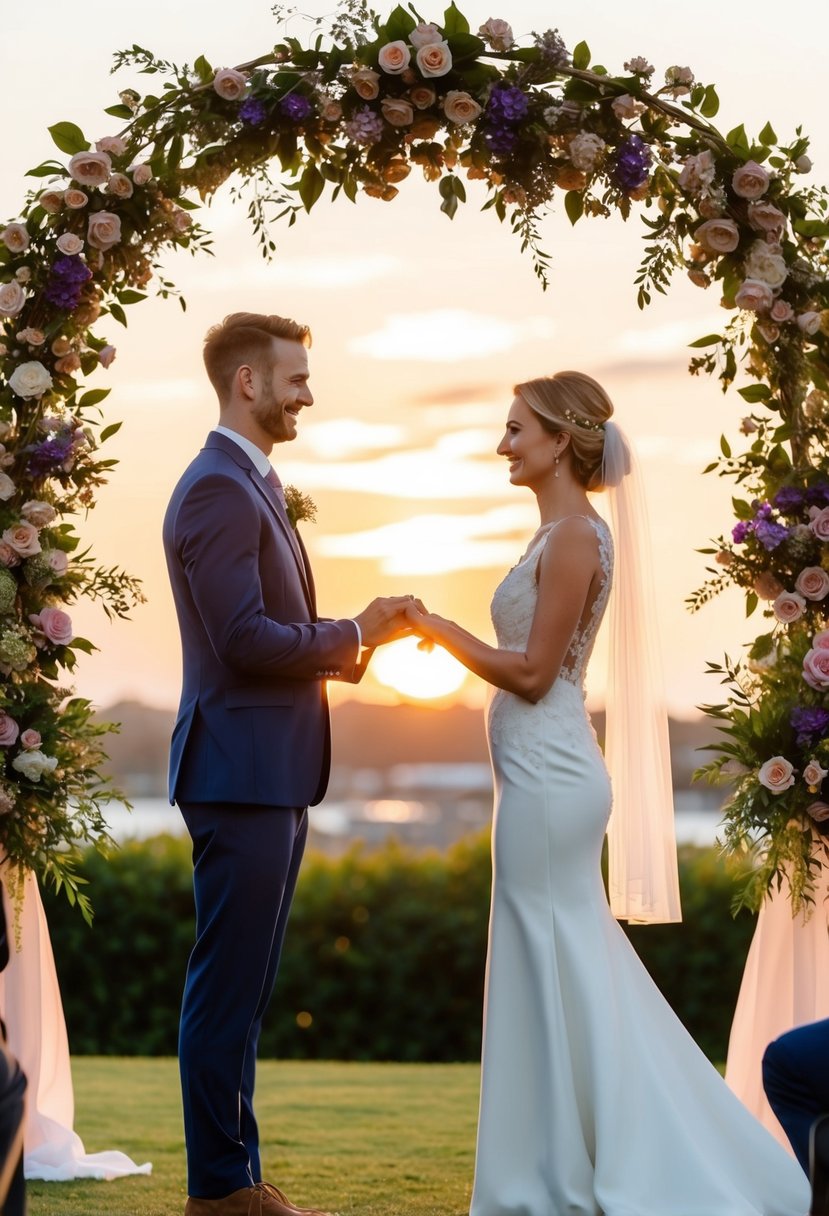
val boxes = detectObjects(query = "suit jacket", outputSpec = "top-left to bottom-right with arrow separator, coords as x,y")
163,430 -> 362,808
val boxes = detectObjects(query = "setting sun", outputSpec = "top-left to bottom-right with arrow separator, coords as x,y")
372,638 -> 468,701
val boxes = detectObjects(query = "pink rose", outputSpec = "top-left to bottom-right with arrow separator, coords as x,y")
695,217 -> 739,254
795,567 -> 829,601
45,550 -> 68,576
380,98 -> 414,127
687,268 -> 711,288
212,68 -> 247,101
758,755 -> 796,793
757,322 -> 779,344
320,98 -> 342,123
797,311 -> 822,336
98,344 -> 117,369
753,570 -> 784,600
55,353 -> 82,375
678,150 -> 716,194
16,327 -> 44,346
0,544 -> 19,568
409,22 -> 443,48
108,172 -> 134,199
443,90 -> 483,125
38,190 -> 64,214
64,188 -> 89,209
809,506 -> 829,541
170,209 -> 192,233
131,163 -> 152,186
698,193 -> 726,219
803,647 -> 829,690
95,135 -> 126,157
477,18 -> 514,51
0,786 -> 14,815
32,606 -> 73,647
0,714 -> 19,748
56,233 -> 84,255
409,84 -> 436,109
735,278 -> 774,312
416,41 -> 452,77
803,760 -> 828,791
87,211 -> 122,251
0,282 -> 26,318
808,801 -> 829,823
770,299 -> 794,323
3,522 -> 41,558
732,160 -> 770,200
378,40 -> 411,74
772,590 -> 806,623
611,94 -> 645,121
349,68 -> 380,100
19,729 -> 41,751
812,629 -> 829,650
748,200 -> 786,238
1,224 -> 29,253
68,150 -> 112,187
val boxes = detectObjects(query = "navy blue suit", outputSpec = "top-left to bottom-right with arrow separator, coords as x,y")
763,1018 -> 829,1174
163,431 -> 362,1198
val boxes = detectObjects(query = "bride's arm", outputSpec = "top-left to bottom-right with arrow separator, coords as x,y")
409,518 -> 600,703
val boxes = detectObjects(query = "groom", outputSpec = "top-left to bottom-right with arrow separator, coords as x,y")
163,312 -> 412,1216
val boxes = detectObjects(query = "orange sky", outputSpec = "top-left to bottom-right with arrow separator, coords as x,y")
4,0 -> 827,718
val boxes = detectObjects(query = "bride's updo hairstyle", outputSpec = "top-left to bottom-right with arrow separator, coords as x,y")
515,371 -> 622,491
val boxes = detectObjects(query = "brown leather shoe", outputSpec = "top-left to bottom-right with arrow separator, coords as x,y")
184,1182 -> 334,1216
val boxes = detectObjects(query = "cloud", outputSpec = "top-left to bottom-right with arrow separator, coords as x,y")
115,377 -> 202,405
186,253 -> 401,292
348,309 -> 555,362
297,418 -> 409,460
613,316 -> 724,357
316,504 -> 538,573
635,434 -> 715,466
411,382 -> 501,405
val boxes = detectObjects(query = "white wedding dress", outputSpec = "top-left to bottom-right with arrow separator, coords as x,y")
470,517 -> 809,1216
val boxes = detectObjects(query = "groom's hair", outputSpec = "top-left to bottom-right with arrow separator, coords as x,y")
203,312 -> 312,400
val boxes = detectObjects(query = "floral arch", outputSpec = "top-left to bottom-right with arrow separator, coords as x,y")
1,1 -> 828,916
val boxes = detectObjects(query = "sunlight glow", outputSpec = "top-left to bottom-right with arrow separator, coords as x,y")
349,309 -> 555,362
372,637 -> 468,700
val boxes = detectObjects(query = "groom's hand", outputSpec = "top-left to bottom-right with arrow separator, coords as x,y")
353,596 -> 420,647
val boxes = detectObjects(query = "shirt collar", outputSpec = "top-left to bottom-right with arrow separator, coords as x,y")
213,425 -> 273,480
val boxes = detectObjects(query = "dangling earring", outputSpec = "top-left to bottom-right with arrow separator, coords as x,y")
554,452 -> 560,479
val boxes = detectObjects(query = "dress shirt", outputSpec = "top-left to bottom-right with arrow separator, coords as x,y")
211,426 -> 362,653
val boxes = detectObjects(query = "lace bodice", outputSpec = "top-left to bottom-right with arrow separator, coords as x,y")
490,515 -> 613,692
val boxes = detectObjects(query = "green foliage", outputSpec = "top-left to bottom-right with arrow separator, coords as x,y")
43,835 -> 753,1064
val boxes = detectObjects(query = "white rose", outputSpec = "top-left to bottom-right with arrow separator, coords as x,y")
757,756 -> 796,794
1,224 -> 29,254
68,150 -> 112,187
377,40 -> 411,74
87,211 -> 122,251
8,361 -> 52,400
0,474 -> 15,502
56,233 -> 84,255
213,68 -> 248,101
744,240 -> 788,289
611,94 -> 645,121
678,150 -> 716,194
11,749 -> 58,783
797,311 -> 822,336
478,18 -> 514,52
795,154 -> 813,174
0,281 -> 26,317
443,90 -> 483,124
415,41 -> 452,77
569,132 -> 606,172
108,172 -> 134,199
409,23 -> 443,48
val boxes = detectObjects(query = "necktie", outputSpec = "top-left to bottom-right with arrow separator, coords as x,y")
264,465 -> 286,509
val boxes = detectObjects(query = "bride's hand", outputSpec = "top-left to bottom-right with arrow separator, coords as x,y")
404,599 -> 437,652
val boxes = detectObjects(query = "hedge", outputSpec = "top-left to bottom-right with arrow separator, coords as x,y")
40,834 -> 755,1062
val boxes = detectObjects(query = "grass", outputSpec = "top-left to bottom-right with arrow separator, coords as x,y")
27,1058 -> 480,1216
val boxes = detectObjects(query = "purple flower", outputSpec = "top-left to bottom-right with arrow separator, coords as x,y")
791,705 -> 829,748
43,255 -> 92,311
773,485 -> 805,514
487,84 -> 529,124
484,125 -> 519,156
27,433 -> 75,479
806,482 -> 829,507
344,107 -> 384,146
753,517 -> 790,551
614,134 -> 651,192
732,520 -> 751,544
280,93 -> 313,123
239,98 -> 268,126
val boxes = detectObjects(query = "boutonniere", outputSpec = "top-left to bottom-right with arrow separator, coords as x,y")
283,485 -> 317,529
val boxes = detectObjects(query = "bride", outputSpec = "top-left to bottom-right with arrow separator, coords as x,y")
406,372 -> 809,1215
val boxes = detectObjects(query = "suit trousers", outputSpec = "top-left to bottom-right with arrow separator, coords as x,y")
178,801 -> 308,1198
763,1016 -> 829,1172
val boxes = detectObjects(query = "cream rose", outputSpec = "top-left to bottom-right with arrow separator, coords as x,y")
213,68 -> 247,101
803,646 -> 829,690
758,756 -> 796,793
108,172 -> 134,199
0,474 -> 14,502
808,801 -> 829,822
798,311 -> 822,336
0,281 -> 26,317
409,22 -> 443,48
380,98 -> 414,127
16,327 -> 44,346
409,84 -> 436,109
8,362 -> 52,400
478,18 -> 514,51
753,570 -> 784,600
56,233 -> 84,256
694,218 -> 739,255
87,211 -> 122,251
772,590 -> 807,623
770,299 -> 794,324
744,240 -> 788,289
556,167 -> 588,192
320,98 -> 342,123
1,223 -> 29,253
64,188 -> 89,209
678,150 -> 716,194
349,67 -> 380,100
611,94 -> 645,121
38,190 -> 64,214
808,506 -> 829,541
803,760 -> 828,791
698,193 -> 726,219
21,501 -> 57,528
68,150 -> 112,187
95,135 -> 126,157
3,522 -> 40,558
795,567 -> 829,601
732,160 -> 770,200
11,749 -> 57,782
416,41 -> 452,77
569,132 -> 606,173
443,90 -> 483,124
378,40 -> 411,74
46,549 -> 68,575
735,278 -> 774,312
55,353 -> 81,375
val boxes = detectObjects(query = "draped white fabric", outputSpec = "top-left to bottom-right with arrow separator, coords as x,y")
602,421 -> 682,923
726,860 -> 829,1150
0,870 -> 152,1181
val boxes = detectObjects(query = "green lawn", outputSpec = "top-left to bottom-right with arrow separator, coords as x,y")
27,1058 -> 480,1216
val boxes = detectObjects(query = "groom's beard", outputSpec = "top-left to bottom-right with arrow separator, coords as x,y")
253,392 -> 299,444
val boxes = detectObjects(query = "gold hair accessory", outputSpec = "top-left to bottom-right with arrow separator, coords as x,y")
561,407 -> 604,433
